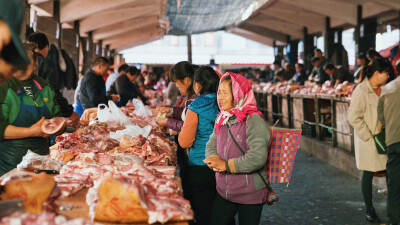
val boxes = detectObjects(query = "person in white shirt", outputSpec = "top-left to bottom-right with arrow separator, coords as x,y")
105,64 -> 129,92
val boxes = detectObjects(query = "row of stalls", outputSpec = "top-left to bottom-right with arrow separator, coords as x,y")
254,90 -> 354,153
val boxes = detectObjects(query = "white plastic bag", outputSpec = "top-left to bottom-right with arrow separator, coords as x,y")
17,150 -> 64,171
132,98 -> 153,117
109,125 -> 152,141
97,101 -> 132,126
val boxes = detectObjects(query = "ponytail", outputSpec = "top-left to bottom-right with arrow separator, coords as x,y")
170,61 -> 199,98
356,58 -> 395,86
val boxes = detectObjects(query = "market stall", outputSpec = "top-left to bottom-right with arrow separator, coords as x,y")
0,101 -> 192,224
253,81 -> 355,153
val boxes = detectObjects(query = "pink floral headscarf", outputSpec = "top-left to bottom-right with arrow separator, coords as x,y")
215,72 -> 262,134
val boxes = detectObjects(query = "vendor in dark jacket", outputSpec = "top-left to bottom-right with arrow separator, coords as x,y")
324,63 -> 354,87
106,66 -> 148,106
79,57 -> 119,109
27,32 -> 79,123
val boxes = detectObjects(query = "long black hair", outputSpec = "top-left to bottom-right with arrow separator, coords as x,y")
357,57 -> 395,85
170,61 -> 199,98
193,66 -> 220,94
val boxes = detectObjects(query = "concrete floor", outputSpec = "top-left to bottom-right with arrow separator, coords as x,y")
254,149 -> 387,225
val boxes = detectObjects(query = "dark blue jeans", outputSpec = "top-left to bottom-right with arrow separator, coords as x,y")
387,142 -> 400,225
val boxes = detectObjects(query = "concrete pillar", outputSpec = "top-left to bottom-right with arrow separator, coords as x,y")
287,40 -> 299,64
324,17 -> 334,61
355,5 -> 377,60
303,27 -> 314,73
187,35 -> 192,63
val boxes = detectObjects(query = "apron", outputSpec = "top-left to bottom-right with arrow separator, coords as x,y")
0,81 -> 52,176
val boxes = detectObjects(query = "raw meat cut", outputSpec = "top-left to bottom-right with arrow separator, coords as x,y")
87,175 -> 149,223
87,175 -> 193,224
41,117 -> 67,135
55,173 -> 93,196
0,212 -> 93,225
0,173 -> 60,213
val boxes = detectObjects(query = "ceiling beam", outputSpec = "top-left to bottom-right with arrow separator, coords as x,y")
370,0 -> 400,10
239,22 -> 288,43
31,1 -> 53,17
110,29 -> 164,50
115,35 -> 164,52
261,3 -> 325,31
103,25 -> 162,46
247,14 -> 303,40
279,0 -> 357,25
80,5 -> 159,34
227,27 -> 274,46
28,0 -> 50,4
92,15 -> 159,40
61,22 -> 74,29
101,21 -> 161,44
60,0 -> 139,23
362,2 -> 392,19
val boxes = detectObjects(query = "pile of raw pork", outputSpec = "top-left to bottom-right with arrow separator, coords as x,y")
3,104 -> 193,224
253,81 -> 355,97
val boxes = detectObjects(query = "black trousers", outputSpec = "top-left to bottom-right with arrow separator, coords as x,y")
186,165 -> 216,225
387,142 -> 400,225
211,193 -> 264,225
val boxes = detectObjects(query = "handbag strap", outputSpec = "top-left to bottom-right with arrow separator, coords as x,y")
227,125 -> 273,192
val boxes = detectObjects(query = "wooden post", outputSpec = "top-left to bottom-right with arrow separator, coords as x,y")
187,34 -> 192,63
53,0 -> 62,48
324,16 -> 333,61
355,5 -> 362,67
303,27 -> 314,73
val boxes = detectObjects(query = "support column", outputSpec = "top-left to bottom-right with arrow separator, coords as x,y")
355,5 -> 362,67
287,39 -> 299,64
324,17 -> 334,61
303,27 -> 314,73
187,34 -> 192,63
53,0 -> 61,48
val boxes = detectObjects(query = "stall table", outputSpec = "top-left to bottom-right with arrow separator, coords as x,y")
0,169 -> 189,225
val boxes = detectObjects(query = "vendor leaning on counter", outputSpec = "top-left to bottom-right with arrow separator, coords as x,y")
0,42 -> 63,176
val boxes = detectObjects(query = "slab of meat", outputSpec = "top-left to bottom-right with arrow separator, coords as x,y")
87,175 -> 149,224
41,117 -> 66,135
55,173 -> 93,196
59,161 -> 114,181
0,212 -> 93,225
87,175 -> 193,224
0,173 -> 60,213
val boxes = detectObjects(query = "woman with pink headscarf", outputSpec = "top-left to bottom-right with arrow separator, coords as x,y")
204,72 -> 270,225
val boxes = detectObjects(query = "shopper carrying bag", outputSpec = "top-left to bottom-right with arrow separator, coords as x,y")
348,58 -> 394,223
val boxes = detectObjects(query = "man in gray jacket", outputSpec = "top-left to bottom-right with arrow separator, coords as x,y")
378,76 -> 400,225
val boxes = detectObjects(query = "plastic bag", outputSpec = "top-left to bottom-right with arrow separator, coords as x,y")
17,150 -> 64,171
97,101 -> 132,126
109,125 -> 152,141
132,98 -> 153,117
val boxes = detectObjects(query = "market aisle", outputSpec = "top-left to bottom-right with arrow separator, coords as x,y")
257,149 -> 387,225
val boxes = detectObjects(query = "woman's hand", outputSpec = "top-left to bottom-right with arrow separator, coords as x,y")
29,117 -> 51,138
156,107 -> 172,115
156,117 -> 168,127
204,155 -> 226,173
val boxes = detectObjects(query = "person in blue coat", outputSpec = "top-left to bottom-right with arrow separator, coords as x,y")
178,66 -> 220,225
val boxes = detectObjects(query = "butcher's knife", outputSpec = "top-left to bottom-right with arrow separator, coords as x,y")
0,199 -> 24,218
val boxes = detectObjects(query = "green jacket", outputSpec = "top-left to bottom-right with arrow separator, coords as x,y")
0,74 -> 62,140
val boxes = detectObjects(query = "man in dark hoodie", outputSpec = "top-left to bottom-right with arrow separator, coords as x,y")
27,32 -> 79,123
79,57 -> 119,109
